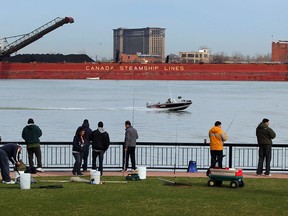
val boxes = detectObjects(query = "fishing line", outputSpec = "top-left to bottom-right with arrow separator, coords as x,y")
132,88 -> 135,125
225,114 -> 236,133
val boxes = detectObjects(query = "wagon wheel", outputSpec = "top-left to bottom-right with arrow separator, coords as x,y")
208,179 -> 216,187
230,180 -> 238,188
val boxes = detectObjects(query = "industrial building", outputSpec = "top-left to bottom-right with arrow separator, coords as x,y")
113,27 -> 165,62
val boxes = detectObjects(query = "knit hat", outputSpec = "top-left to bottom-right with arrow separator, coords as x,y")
214,121 -> 221,126
28,118 -> 34,124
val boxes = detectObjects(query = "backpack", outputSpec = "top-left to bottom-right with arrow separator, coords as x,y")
187,161 -> 197,173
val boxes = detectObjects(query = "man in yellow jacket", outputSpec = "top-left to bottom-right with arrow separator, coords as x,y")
209,121 -> 228,168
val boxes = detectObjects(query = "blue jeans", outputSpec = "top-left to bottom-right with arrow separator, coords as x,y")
82,145 -> 90,171
72,152 -> 83,175
0,149 -> 11,182
92,150 -> 105,175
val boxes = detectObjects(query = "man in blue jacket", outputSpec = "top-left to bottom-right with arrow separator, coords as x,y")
0,143 -> 22,184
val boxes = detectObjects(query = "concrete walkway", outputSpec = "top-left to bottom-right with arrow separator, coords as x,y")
27,170 -> 288,179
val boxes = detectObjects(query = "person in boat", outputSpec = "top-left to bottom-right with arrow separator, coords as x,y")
208,121 -> 228,168
167,98 -> 172,103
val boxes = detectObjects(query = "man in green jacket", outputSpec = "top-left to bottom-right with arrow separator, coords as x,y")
22,118 -> 44,173
256,118 -> 276,176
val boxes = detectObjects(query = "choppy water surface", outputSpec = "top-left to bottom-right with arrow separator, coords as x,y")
0,80 -> 287,144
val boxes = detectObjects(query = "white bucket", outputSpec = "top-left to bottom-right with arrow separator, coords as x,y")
137,166 -> 147,179
20,173 -> 31,190
90,170 -> 101,184
14,171 -> 24,180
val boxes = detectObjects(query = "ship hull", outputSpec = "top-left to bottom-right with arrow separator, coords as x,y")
1,62 -> 288,81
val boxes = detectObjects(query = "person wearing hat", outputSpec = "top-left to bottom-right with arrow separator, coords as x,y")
208,121 -> 228,168
0,143 -> 22,184
256,118 -> 276,176
75,119 -> 92,172
22,118 -> 44,173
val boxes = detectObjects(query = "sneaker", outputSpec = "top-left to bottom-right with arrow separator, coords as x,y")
265,174 -> 271,176
121,169 -> 127,173
2,180 -> 15,184
36,168 -> 45,173
77,172 -> 84,176
131,169 -> 137,172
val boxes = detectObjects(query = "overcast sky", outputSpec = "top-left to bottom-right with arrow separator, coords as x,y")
1,0 -> 287,60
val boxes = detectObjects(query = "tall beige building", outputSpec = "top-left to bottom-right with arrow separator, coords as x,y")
113,27 -> 165,62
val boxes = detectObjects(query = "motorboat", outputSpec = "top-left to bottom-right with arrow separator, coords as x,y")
146,96 -> 192,111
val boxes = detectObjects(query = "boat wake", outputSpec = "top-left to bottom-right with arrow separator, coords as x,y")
0,107 -> 96,111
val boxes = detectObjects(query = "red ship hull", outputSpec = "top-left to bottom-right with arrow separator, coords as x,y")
1,62 -> 288,81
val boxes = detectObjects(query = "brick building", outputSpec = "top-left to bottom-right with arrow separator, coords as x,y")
272,41 -> 288,63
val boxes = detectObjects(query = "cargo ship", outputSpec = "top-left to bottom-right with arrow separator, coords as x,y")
1,16 -> 288,81
1,61 -> 288,81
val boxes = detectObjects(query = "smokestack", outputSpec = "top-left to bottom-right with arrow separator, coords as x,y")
115,49 -> 120,63
165,55 -> 170,63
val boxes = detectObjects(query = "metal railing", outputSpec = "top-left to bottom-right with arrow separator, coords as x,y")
2,142 -> 288,171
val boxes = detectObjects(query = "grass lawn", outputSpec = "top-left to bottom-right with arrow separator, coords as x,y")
0,175 -> 287,216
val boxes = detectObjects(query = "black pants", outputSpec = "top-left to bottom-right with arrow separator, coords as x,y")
210,150 -> 223,168
257,145 -> 272,175
123,147 -> 136,170
92,150 -> 104,175
27,146 -> 42,168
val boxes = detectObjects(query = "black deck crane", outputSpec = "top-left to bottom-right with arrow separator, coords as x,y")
0,16 -> 74,60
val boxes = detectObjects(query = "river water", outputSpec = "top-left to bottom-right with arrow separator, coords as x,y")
0,80 -> 287,144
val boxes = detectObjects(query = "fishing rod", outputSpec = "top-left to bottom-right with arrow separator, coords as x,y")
225,114 -> 236,133
132,88 -> 135,125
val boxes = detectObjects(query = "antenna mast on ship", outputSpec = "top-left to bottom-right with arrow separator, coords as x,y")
0,17 -> 74,60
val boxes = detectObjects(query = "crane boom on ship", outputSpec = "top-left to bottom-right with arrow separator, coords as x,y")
0,16 -> 74,60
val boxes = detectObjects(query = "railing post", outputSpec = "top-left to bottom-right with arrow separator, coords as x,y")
229,145 -> 233,168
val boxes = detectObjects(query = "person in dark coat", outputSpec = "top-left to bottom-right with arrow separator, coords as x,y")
72,126 -> 88,176
89,121 -> 110,176
256,118 -> 276,176
22,118 -> 43,173
75,119 -> 92,172
0,143 -> 22,184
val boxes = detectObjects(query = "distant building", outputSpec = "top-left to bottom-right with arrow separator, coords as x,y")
113,27 -> 166,62
119,53 -> 162,63
179,49 -> 210,63
272,41 -> 288,63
